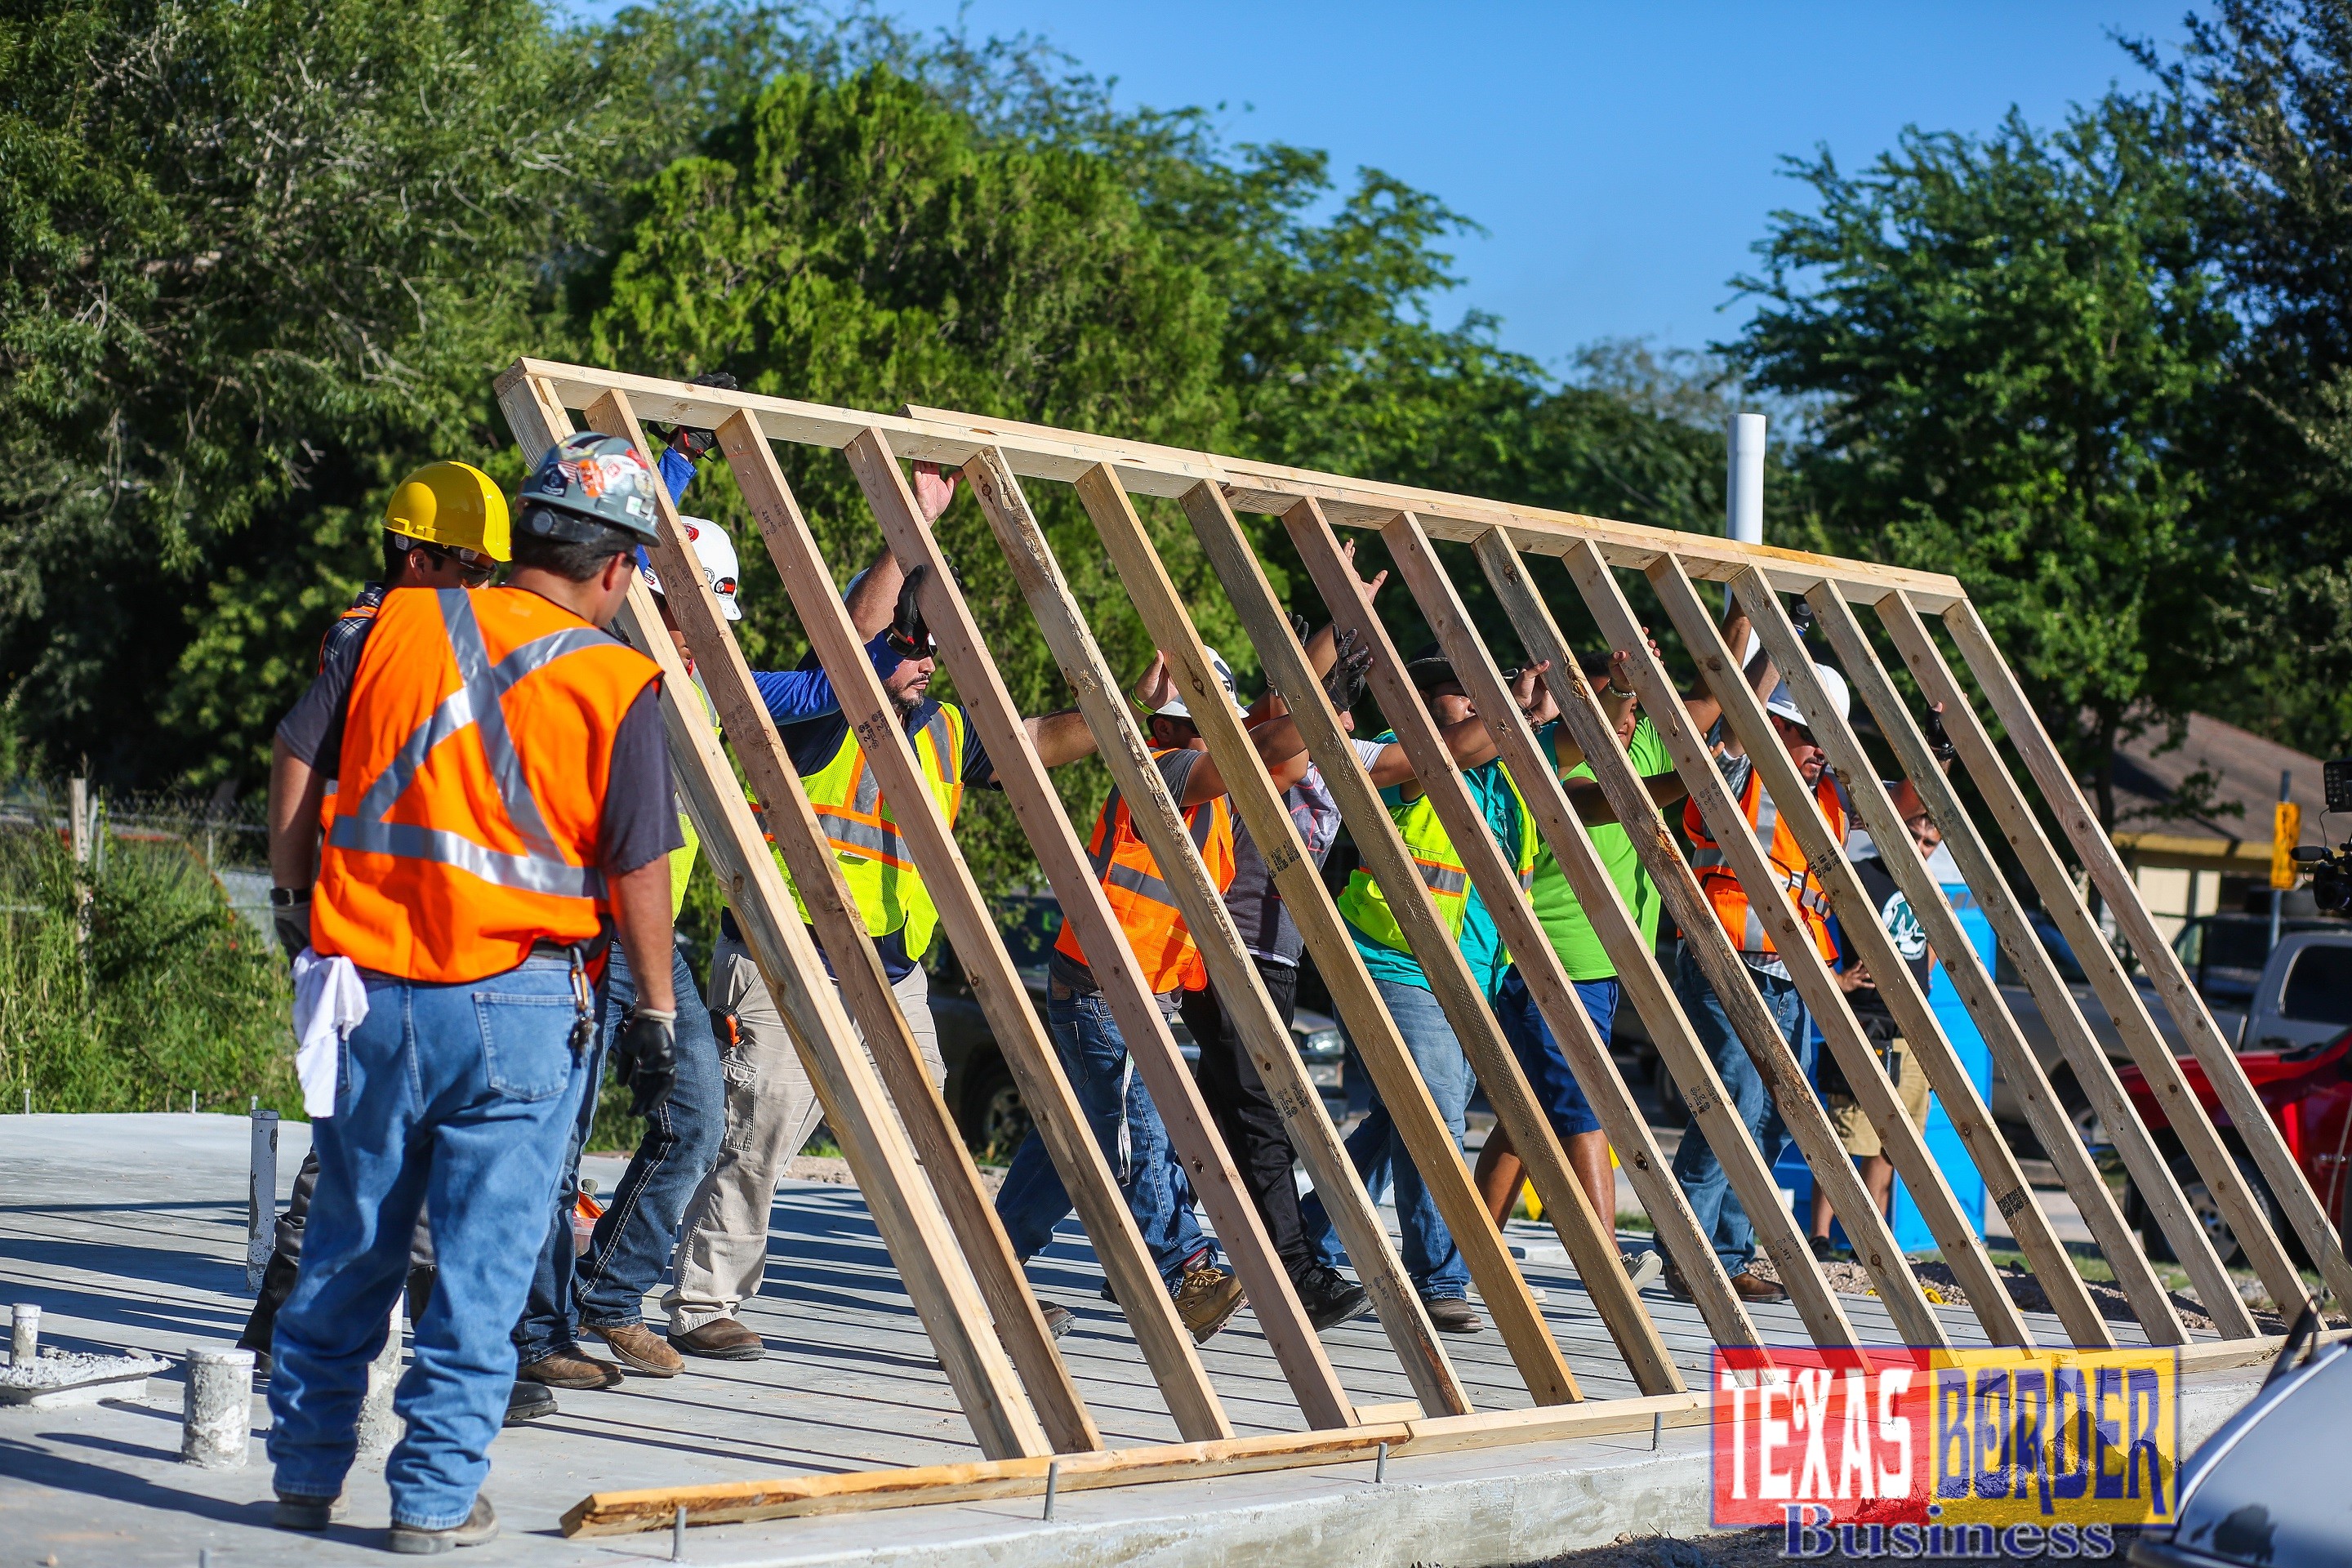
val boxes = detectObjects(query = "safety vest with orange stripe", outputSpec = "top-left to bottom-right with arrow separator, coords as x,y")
313,586 -> 660,983
781,703 -> 967,960
1053,751 -> 1237,995
1682,758 -> 1846,963
1337,737 -> 1535,955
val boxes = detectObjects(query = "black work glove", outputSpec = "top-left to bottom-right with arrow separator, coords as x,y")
1789,598 -> 1817,640
612,1007 -> 679,1119
273,893 -> 311,962
1923,703 -> 1958,764
888,563 -> 935,659
1289,612 -> 1311,645
1322,626 -> 1373,711
670,370 -> 740,459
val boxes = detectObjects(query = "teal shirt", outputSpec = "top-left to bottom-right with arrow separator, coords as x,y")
1347,744 -> 1525,999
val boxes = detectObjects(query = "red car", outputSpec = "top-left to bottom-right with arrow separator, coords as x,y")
2114,1029 -> 2352,1267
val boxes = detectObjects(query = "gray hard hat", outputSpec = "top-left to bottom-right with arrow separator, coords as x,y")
517,432 -> 662,546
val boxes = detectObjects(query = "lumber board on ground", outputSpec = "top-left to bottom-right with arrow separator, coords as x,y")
1561,541 -> 1953,1351
1470,531 -> 1861,1354
1381,514 -> 1757,1356
497,379 -> 1050,1462
1152,474 -> 1583,1405
1875,596 -> 2270,1339
1797,582 -> 2189,1346
709,415 -> 1226,1442
956,447 -> 1466,1420
1699,565 -> 2088,1346
496,359 -> 1966,609
559,1394 -> 1709,1537
1280,499 -> 1680,1395
1940,599 -> 2352,1309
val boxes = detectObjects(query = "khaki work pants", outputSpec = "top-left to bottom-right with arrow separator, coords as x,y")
663,930 -> 942,1334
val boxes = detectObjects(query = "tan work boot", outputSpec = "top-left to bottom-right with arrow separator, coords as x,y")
1173,1263 -> 1245,1343
586,1321 -> 682,1378
387,1494 -> 498,1554
667,1316 -> 765,1361
515,1347 -> 622,1389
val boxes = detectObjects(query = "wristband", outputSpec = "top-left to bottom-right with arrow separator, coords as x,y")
630,1007 -> 678,1024
270,887 -> 309,907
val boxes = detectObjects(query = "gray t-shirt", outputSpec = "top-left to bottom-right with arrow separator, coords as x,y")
1224,738 -> 1387,966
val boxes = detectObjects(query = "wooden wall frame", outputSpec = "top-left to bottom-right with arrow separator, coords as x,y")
491,359 -> 2341,1538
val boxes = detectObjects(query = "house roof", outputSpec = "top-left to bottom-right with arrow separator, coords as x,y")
2109,711 -> 2334,862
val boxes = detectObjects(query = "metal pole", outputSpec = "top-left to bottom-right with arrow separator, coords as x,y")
1375,1441 -> 1388,1483
2271,768 -> 2292,955
671,1503 -> 687,1561
247,1109 -> 279,1294
1042,1458 -> 1059,1521
181,1348 -> 255,1468
1724,412 -> 1766,614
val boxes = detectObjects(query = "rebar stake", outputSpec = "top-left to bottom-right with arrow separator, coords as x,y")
672,1503 -> 686,1561
1375,1441 -> 1388,1484
1042,1459 -> 1059,1521
1651,1412 -> 1662,1451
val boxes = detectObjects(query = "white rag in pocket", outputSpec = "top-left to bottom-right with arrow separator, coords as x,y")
290,948 -> 368,1118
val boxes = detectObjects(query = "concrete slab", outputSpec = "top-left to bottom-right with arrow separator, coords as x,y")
0,1114 -> 2255,1566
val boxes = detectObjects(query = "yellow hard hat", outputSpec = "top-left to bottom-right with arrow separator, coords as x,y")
384,462 -> 510,564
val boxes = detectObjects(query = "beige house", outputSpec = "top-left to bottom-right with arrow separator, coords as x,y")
2108,712 -> 2332,943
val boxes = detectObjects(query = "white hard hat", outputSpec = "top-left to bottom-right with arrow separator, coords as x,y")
1767,663 -> 1849,728
1156,647 -> 1248,720
639,516 -> 742,621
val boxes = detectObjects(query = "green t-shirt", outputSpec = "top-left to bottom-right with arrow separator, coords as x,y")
1528,714 -> 1674,980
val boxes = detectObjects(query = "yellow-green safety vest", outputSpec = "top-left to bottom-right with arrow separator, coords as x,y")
1338,738 -> 1535,952
782,704 -> 967,959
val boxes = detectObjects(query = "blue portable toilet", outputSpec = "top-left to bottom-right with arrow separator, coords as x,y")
1771,840 -> 1993,1254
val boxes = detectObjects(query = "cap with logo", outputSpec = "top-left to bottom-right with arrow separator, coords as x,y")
518,432 -> 663,546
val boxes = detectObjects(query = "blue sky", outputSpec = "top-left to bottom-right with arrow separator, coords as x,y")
792,2 -> 2192,375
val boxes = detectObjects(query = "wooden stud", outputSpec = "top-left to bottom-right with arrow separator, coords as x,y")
497,380 -> 1052,1462
1098,469 -> 1583,1406
1871,595 -> 2253,1334
838,431 -> 1355,1432
1277,502 -> 1682,1395
954,447 -> 1468,1419
1558,540 -> 1954,1350
1802,584 -> 2194,1344
706,416 -> 1229,1441
1647,555 -> 2031,1346
1726,568 -> 2113,1348
1941,599 -> 2350,1307
1471,531 -> 1864,1352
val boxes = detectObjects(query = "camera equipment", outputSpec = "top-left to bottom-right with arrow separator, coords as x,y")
2290,758 -> 2352,913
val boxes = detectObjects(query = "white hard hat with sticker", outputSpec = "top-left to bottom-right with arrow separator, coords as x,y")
639,516 -> 742,621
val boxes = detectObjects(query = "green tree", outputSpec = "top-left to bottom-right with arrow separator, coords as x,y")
1729,100 -> 2236,827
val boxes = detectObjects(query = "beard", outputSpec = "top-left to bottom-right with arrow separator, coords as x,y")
888,682 -> 924,719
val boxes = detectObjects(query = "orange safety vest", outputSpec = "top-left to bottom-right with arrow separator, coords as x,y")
1682,760 -> 1845,963
313,586 -> 660,983
1053,751 -> 1236,995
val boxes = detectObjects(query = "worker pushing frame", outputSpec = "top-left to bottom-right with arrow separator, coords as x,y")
490,359 -> 2345,1538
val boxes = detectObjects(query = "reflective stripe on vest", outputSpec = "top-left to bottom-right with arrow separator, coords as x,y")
783,704 -> 965,958
1682,762 -> 1844,962
314,586 -> 657,982
1337,745 -> 1535,953
1053,751 -> 1236,995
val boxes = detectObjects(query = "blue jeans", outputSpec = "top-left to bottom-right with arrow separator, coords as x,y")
1494,967 -> 1615,1139
268,953 -> 589,1530
995,984 -> 1212,1289
1668,943 -> 1811,1275
1299,974 -> 1474,1300
513,942 -> 723,1361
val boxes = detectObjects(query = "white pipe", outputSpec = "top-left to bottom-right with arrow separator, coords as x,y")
247,1109 -> 278,1294
1726,412 -> 1766,546
10,1304 -> 38,1365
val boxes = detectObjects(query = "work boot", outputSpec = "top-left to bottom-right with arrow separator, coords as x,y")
1173,1263 -> 1245,1343
1039,1303 -> 1076,1339
1729,1271 -> 1787,1303
1807,1235 -> 1842,1264
386,1495 -> 498,1554
586,1321 -> 681,1378
667,1317 -> 765,1361
504,1380 -> 557,1426
1292,1264 -> 1370,1331
1419,1294 -> 1485,1334
1622,1250 -> 1665,1293
273,1491 -> 345,1531
516,1347 -> 623,1389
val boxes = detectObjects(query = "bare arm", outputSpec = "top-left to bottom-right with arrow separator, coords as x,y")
607,858 -> 677,1013
1688,604 -> 1776,754
1558,770 -> 1690,826
843,463 -> 960,638
1028,709 -> 1095,768
1181,715 -> 1311,807
268,738 -> 327,889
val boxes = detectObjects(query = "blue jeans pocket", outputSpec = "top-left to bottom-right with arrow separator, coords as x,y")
474,993 -> 578,1102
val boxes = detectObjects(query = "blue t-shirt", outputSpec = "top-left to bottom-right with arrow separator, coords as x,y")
1347,743 -> 1524,999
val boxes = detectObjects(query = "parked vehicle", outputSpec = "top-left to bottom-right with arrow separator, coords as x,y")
928,893 -> 1348,1161
2108,1021 -> 2350,1268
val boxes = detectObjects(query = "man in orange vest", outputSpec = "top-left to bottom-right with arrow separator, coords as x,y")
993,648 -> 1316,1343
262,432 -> 684,1553
1665,611 -> 1857,1305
